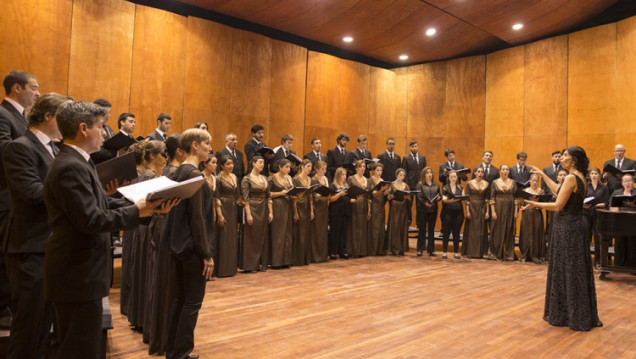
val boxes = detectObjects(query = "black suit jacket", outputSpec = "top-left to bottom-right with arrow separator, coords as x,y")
509,165 -> 530,184
438,161 -> 467,185
146,129 -> 166,142
0,100 -> 28,214
244,138 -> 269,176
401,153 -> 427,189
2,131 -> 55,253
215,147 -> 245,181
377,151 -> 402,182
326,147 -> 354,180
472,164 -> 500,183
603,157 -> 636,193
304,151 -> 327,165
352,148 -> 372,177
270,148 -> 298,176
43,145 -> 139,302
542,163 -> 562,195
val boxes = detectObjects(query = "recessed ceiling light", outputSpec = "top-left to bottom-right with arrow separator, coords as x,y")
512,23 -> 523,30
343,36 -> 353,43
399,54 -> 409,61
425,28 -> 436,37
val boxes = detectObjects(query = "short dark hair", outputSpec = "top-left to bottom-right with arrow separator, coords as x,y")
118,113 -> 135,129
165,134 -> 181,160
194,121 -> 208,129
218,154 -> 234,169
281,134 -> 293,143
386,137 -> 395,144
251,124 -> 264,134
336,133 -> 350,142
157,112 -> 171,123
551,150 -> 562,156
28,93 -> 71,127
516,152 -> 527,160
3,70 -> 36,95
310,137 -> 320,145
357,134 -> 367,143
484,150 -> 493,156
93,98 -> 111,108
56,101 -> 106,140
444,148 -> 455,157
409,140 -> 418,147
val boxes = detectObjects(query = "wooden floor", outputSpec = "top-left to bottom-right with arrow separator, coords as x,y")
107,243 -> 636,359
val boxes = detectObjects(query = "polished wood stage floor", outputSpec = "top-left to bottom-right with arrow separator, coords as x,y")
107,243 -> 636,359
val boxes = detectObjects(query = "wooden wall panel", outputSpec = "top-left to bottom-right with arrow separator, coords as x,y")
444,56 -> 486,169
616,17 -> 636,156
567,23 -> 618,168
485,47 -> 525,169
0,0 -> 72,94
523,36 -> 568,169
369,67 -> 396,158
407,62 -> 446,162
338,60 -> 371,150
129,5 -> 187,138
305,52 -> 341,152
269,40 -> 307,155
228,30 -> 272,147
183,17 -> 233,149
383,67 -> 409,158
68,0 -> 134,119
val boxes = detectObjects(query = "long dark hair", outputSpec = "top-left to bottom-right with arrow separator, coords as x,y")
565,146 -> 589,176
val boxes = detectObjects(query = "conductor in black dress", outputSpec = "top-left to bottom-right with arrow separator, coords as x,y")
43,101 -> 166,359
326,133 -> 353,180
472,150 -> 499,183
2,93 -> 68,359
244,124 -> 272,176
377,137 -> 401,182
509,151 -> 530,183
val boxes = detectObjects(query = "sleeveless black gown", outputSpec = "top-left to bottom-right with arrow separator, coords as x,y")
544,175 -> 602,331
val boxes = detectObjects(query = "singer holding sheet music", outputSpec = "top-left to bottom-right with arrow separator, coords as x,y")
582,167 -> 609,263
328,168 -> 350,259
441,171 -> 464,259
518,173 -> 546,263
369,163 -> 390,256
610,173 -> 636,268
269,159 -> 294,269
462,167 -> 490,259
292,160 -> 314,266
489,165 -> 518,261
415,167 -> 440,257
214,155 -> 240,277
241,156 -> 273,272
387,168 -> 410,256
310,161 -> 329,262
347,160 -> 371,257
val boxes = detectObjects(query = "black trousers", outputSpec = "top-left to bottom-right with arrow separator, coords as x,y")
53,298 -> 102,359
5,253 -> 52,359
443,209 -> 464,253
167,251 -> 206,359
0,211 -> 12,318
416,210 -> 437,253
328,214 -> 349,256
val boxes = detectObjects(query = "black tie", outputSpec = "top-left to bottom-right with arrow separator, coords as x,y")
413,154 -> 418,165
21,110 -> 26,120
232,150 -> 236,158
48,141 -> 58,157
390,153 -> 393,160
163,133 -> 167,140
486,165 -> 489,174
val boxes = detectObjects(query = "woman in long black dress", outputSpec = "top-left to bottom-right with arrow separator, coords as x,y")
416,167 -> 440,257
462,167 -> 490,259
609,173 -> 636,268
347,160 -> 371,257
241,156 -> 273,272
269,159 -> 294,268
518,173 -> 546,263
583,167 -> 609,264
310,161 -> 329,262
328,167 -> 350,259
201,155 -> 218,277
525,146 -> 602,331
368,163 -> 390,256
292,160 -> 314,266
489,165 -> 518,261
441,171 -> 464,259
215,155 -> 240,277
388,168 -> 410,256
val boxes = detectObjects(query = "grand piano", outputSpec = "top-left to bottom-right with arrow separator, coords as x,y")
596,209 -> 636,279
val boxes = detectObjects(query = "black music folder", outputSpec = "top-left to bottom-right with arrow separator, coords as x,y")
603,163 -> 636,176
95,151 -> 137,187
287,184 -> 319,196
118,175 -> 206,203
257,147 -> 275,157
610,194 -> 636,208
444,190 -> 469,201
372,180 -> 392,191
514,189 -> 552,202
103,132 -> 136,151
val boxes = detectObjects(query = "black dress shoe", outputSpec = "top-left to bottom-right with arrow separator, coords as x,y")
417,251 -> 422,257
329,255 -> 337,260
187,355 -> 200,359
398,251 -> 404,256
429,252 -> 437,257
340,254 -> 349,260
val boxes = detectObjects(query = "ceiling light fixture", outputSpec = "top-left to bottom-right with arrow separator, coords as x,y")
425,28 -> 436,37
343,36 -> 353,43
399,54 -> 409,61
512,23 -> 523,31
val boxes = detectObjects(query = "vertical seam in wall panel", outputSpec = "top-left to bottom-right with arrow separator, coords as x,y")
128,5 -> 138,111
565,35 -> 569,146
522,45 -> 526,152
302,50 -> 309,155
483,55 -> 488,151
227,29 -> 236,141
180,16 -> 188,133
67,0 -> 75,95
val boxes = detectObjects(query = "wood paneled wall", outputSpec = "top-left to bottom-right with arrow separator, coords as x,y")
1,0 -> 635,171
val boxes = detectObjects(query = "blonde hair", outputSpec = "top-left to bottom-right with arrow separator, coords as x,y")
180,128 -> 211,153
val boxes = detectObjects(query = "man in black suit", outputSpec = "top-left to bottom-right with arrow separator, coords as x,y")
270,134 -> 299,175
304,137 -> 326,176
43,101 -> 161,359
438,148 -> 468,185
352,134 -> 372,177
402,140 -> 427,224
509,151 -> 530,184
377,137 -> 402,182
89,98 -> 117,165
542,150 -> 562,195
0,70 -> 40,328
147,112 -> 171,141
244,124 -> 272,176
117,112 -> 136,138
2,93 -> 68,359
326,133 -> 353,180
602,144 -> 636,193
215,132 -> 245,181
472,150 -> 499,183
